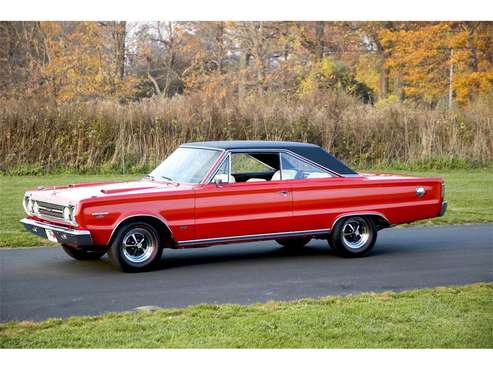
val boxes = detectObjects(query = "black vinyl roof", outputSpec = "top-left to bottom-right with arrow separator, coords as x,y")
182,141 -> 356,175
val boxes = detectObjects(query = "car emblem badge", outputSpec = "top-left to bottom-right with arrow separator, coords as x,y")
416,186 -> 426,197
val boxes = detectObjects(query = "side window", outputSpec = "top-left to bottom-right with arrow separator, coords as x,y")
230,152 -> 279,183
231,153 -> 274,173
279,153 -> 333,180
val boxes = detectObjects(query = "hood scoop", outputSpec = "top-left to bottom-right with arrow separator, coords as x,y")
100,186 -> 155,195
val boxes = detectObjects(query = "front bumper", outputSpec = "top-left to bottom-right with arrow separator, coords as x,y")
439,201 -> 448,217
20,218 -> 93,247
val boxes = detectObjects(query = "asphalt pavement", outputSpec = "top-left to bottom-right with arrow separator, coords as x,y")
1,224 -> 491,321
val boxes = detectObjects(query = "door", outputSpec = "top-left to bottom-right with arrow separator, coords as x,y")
279,152 -> 337,231
193,152 -> 293,241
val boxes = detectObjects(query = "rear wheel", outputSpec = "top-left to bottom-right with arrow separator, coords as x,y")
62,244 -> 107,260
108,222 -> 163,272
329,216 -> 377,257
276,236 -> 312,249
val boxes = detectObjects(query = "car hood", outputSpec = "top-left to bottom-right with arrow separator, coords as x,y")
27,180 -> 194,206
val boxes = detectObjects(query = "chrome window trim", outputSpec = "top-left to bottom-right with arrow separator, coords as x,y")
228,148 -> 341,177
228,152 -> 232,183
205,148 -> 342,184
278,151 -> 284,180
180,144 -> 226,152
205,152 -> 231,184
200,149 -> 229,184
177,228 -> 330,247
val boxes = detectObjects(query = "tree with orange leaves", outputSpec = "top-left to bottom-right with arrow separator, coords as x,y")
39,22 -> 136,102
380,22 -> 493,106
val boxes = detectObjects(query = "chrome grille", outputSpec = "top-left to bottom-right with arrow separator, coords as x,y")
36,201 -> 64,221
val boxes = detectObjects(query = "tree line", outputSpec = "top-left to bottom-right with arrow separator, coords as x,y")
1,21 -> 491,107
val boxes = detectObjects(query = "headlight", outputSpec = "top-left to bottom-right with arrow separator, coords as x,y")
63,207 -> 71,222
63,205 -> 77,224
32,201 -> 40,215
23,196 -> 32,214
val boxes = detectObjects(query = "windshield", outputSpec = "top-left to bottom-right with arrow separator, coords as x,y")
148,147 -> 221,184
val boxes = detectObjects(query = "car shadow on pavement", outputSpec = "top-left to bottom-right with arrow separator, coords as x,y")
152,239 -> 409,271
155,242 -> 336,270
45,243 -> 336,273
50,240 -> 401,273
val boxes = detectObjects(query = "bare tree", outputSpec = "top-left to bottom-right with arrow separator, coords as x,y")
112,21 -> 126,81
234,22 -> 279,94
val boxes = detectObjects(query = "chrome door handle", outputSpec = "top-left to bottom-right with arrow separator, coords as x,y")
279,190 -> 289,197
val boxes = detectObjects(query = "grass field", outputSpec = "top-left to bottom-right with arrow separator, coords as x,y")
0,168 -> 491,248
392,168 -> 493,226
1,283 -> 491,348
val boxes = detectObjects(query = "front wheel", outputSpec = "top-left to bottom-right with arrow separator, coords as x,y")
108,222 -> 163,272
62,244 -> 107,260
329,216 -> 377,257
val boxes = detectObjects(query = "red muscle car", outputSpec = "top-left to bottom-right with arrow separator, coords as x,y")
20,141 -> 447,272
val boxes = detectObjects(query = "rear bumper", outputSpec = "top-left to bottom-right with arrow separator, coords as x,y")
439,201 -> 448,217
20,218 -> 93,247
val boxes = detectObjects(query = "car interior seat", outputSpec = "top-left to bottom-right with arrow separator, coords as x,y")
305,172 -> 332,179
271,169 -> 297,181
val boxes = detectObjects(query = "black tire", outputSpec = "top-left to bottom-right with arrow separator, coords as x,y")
108,222 -> 163,272
276,236 -> 312,249
329,216 -> 377,257
62,244 -> 107,260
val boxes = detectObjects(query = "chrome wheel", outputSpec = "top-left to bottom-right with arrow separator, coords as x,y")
109,222 -> 164,272
121,228 -> 155,264
341,217 -> 370,250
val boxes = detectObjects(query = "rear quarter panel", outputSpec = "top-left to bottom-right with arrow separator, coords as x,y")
289,175 -> 443,230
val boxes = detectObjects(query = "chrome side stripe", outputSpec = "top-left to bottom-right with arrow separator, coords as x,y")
177,228 -> 330,247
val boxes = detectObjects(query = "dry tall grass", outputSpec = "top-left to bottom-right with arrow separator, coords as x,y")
1,91 -> 491,174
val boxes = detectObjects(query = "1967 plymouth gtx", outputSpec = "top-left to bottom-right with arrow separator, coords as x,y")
20,141 -> 447,272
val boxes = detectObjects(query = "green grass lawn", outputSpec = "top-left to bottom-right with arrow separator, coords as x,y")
391,168 -> 493,226
0,169 -> 491,248
1,283 -> 491,348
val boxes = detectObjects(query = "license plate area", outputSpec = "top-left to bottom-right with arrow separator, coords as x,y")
46,229 -> 58,242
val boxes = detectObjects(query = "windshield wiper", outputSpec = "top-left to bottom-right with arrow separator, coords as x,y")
156,175 -> 180,185
158,175 -> 176,182
145,174 -> 179,185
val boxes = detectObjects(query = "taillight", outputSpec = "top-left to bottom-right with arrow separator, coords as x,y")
441,183 -> 446,199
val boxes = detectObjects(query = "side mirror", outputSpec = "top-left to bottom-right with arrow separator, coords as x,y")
214,177 -> 223,187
